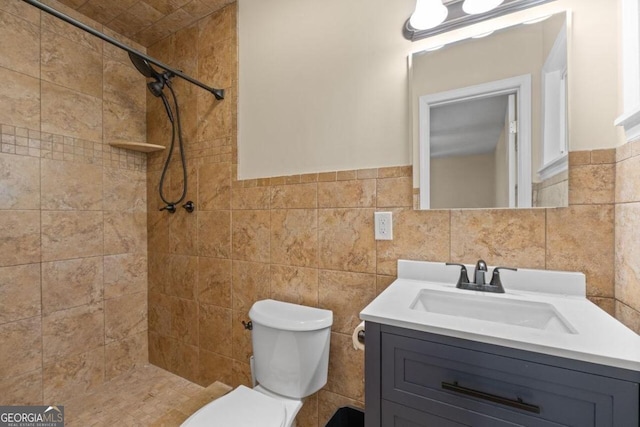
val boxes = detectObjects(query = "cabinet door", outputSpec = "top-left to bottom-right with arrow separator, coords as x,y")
381,332 -> 639,427
381,399 -> 521,427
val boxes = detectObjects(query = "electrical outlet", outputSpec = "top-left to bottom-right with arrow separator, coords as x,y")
375,212 -> 393,240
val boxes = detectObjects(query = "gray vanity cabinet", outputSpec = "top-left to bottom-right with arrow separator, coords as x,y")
365,322 -> 640,427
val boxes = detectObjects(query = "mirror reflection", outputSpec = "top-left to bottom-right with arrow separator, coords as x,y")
412,12 -> 568,210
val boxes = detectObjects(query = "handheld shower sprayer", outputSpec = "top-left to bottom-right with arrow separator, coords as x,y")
128,52 -> 188,212
148,75 -> 175,123
157,92 -> 174,124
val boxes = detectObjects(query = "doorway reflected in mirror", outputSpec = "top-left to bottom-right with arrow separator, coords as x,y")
411,11 -> 568,210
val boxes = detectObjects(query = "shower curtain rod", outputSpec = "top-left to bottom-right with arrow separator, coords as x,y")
21,0 -> 225,100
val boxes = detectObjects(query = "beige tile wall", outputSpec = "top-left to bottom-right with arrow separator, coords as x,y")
146,4 -> 621,426
533,170 -> 568,207
615,139 -> 640,333
0,0 -> 149,405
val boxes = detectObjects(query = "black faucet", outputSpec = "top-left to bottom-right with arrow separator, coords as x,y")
473,259 -> 488,285
445,261 -> 516,293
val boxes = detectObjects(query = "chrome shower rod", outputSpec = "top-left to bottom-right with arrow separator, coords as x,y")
21,0 -> 225,100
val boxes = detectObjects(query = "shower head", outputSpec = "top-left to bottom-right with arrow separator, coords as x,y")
129,51 -> 168,98
147,80 -> 165,97
128,52 -> 159,79
129,51 -> 175,122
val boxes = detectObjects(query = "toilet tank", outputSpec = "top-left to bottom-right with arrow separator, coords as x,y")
249,300 -> 333,399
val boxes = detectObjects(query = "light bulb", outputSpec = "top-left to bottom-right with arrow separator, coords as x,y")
462,0 -> 504,15
410,0 -> 448,31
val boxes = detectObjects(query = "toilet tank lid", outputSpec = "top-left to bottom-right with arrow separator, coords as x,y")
249,300 -> 333,331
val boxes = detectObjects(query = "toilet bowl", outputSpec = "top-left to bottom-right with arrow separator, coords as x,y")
180,385 -> 301,427
181,300 -> 333,427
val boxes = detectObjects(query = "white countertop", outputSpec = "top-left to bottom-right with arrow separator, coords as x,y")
360,260 -> 640,372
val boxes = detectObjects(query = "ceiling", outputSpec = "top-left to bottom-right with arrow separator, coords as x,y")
54,0 -> 235,46
430,94 -> 509,158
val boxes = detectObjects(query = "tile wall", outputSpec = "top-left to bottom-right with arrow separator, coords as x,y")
533,170 -> 568,207
145,4 -> 622,426
615,139 -> 640,332
0,0 -> 149,405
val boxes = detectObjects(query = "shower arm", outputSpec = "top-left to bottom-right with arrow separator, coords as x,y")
21,0 -> 225,100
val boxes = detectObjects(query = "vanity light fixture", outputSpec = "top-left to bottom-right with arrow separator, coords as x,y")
404,0 -> 556,41
462,0 -> 504,15
471,30 -> 495,38
409,0 -> 449,30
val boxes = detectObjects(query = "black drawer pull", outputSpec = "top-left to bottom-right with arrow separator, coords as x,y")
441,381 -> 541,414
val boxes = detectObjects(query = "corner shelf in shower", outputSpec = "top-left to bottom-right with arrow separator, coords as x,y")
109,141 -> 165,153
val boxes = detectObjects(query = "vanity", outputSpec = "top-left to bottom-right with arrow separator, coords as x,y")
361,260 -> 640,426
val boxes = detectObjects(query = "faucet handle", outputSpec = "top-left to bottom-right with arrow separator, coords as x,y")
446,263 -> 470,288
159,203 -> 176,213
489,266 -> 517,291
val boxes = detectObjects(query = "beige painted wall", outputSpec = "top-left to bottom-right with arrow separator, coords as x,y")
239,0 -> 621,180
431,152 -> 497,209
238,0 -> 414,179
543,13 -> 567,57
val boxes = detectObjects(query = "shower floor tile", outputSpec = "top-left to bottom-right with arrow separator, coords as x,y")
63,364 -> 230,426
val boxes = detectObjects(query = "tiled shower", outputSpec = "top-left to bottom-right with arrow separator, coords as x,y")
0,0 -> 148,406
0,0 -> 639,426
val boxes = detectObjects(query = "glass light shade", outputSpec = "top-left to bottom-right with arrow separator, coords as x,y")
410,0 -> 448,30
462,0 -> 504,15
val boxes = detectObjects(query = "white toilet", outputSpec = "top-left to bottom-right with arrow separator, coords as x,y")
181,299 -> 333,427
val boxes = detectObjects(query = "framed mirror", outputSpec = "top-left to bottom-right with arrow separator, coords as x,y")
411,11 -> 569,210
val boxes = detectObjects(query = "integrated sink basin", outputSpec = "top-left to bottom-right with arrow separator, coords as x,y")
361,260 -> 640,372
410,289 -> 577,334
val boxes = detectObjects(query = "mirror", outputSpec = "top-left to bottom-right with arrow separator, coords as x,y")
411,12 -> 569,210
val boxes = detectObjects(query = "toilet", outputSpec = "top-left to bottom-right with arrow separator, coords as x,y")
181,299 -> 333,427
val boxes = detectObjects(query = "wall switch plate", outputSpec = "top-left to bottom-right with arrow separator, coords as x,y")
375,212 -> 393,240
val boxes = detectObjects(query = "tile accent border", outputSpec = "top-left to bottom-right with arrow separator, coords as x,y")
0,123 -> 146,171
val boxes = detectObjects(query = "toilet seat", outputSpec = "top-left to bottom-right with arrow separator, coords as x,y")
181,385 -> 287,427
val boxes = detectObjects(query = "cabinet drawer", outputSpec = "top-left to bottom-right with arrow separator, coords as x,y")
381,332 -> 638,427
381,399 -> 521,427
